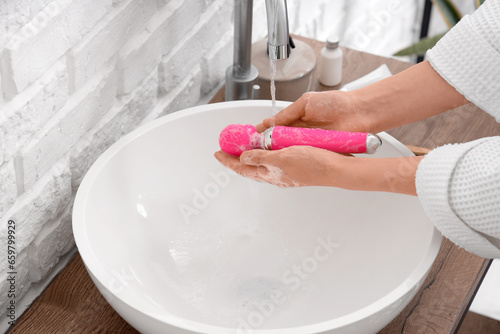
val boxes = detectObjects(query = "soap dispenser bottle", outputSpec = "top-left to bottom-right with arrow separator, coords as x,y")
318,35 -> 343,86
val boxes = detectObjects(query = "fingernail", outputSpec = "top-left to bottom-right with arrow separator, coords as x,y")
241,151 -> 256,164
214,151 -> 224,161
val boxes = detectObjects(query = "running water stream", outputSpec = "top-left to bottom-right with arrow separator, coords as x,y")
269,58 -> 277,118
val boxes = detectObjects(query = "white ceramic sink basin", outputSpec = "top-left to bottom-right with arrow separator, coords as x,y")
73,100 -> 441,334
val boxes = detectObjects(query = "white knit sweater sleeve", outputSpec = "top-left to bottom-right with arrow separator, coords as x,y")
416,0 -> 500,258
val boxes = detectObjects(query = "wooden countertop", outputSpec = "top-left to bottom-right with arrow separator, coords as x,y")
10,36 -> 499,333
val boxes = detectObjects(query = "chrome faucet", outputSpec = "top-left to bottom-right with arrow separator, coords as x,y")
225,0 -> 291,101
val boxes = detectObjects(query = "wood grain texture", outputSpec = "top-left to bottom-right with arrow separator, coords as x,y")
405,145 -> 431,156
11,35 -> 498,334
9,254 -> 139,334
379,239 -> 490,334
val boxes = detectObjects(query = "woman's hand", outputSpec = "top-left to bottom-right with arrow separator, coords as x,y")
255,90 -> 372,133
214,147 -> 424,195
213,61 -> 468,195
256,61 -> 469,135
215,146 -> 349,188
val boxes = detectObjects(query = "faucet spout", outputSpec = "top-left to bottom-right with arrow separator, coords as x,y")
225,0 -> 290,101
266,0 -> 290,60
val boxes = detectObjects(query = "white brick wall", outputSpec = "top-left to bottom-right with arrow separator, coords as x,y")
27,202 -> 75,282
2,0 -> 112,98
158,0 -> 232,95
67,0 -> 156,93
19,61 -> 117,191
0,0 -> 422,328
0,0 -> 53,48
0,60 -> 68,164
70,67 -> 159,189
0,161 -> 16,220
118,0 -> 204,95
0,252 -> 30,320
1,160 -> 72,259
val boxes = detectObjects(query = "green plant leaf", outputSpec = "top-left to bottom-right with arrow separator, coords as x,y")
475,0 -> 485,8
394,32 -> 447,57
431,0 -> 462,28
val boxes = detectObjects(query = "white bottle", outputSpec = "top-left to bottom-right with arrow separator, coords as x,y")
318,36 -> 343,86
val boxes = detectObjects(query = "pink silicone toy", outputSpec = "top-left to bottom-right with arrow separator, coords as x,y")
219,124 -> 381,156
219,124 -> 263,156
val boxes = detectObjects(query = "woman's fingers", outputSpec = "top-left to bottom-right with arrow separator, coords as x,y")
214,151 -> 242,171
273,97 -> 307,125
240,150 -> 268,166
214,150 -> 269,181
254,94 -> 312,132
255,122 -> 268,133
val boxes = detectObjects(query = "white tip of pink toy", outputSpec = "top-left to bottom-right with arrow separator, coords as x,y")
219,124 -> 381,156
